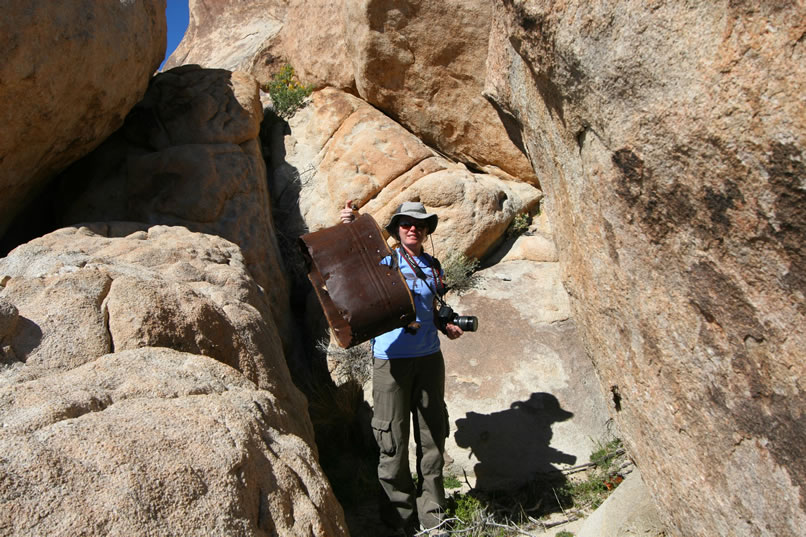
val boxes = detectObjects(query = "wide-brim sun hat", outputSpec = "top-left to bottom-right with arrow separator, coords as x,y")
385,201 -> 438,235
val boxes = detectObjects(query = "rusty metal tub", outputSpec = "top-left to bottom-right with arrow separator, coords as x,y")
299,214 -> 415,348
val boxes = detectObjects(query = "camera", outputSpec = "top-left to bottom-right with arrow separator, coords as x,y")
436,305 -> 478,332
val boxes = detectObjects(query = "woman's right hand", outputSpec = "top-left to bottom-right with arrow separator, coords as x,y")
445,323 -> 464,340
339,199 -> 357,223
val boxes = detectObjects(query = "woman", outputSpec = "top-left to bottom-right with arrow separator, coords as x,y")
340,200 -> 462,536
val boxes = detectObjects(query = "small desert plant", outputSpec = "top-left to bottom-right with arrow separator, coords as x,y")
589,437 -> 623,473
442,251 -> 481,295
451,493 -> 485,528
444,474 -> 463,490
436,437 -> 628,537
265,64 -> 312,118
506,212 -> 531,238
560,477 -> 608,510
443,491 -> 514,536
316,338 -> 373,387
558,436 -> 626,510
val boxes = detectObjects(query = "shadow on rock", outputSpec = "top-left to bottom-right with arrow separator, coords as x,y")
454,392 -> 577,492
3,317 -> 43,366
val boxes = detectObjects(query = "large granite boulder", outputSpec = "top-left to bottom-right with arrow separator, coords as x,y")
163,0 -> 355,91
268,87 -> 541,260
0,0 -> 166,237
41,66 -> 292,361
166,0 -> 535,183
280,0 -> 357,90
486,1 -> 806,536
0,225 -> 348,536
0,348 -> 347,537
344,0 -> 536,183
163,0 -> 287,82
0,225 -> 287,393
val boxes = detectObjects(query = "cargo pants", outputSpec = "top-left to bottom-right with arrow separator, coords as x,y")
372,352 -> 447,531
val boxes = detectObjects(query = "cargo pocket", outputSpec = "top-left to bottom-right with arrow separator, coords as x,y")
371,417 -> 397,456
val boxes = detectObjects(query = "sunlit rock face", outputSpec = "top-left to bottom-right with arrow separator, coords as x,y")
166,0 -> 536,184
0,225 -> 349,537
35,66 -> 294,365
344,0 -> 537,183
485,2 -> 805,536
443,258 -> 611,492
162,0 -> 290,83
267,87 -> 542,261
0,0 -> 166,237
165,0 -> 355,92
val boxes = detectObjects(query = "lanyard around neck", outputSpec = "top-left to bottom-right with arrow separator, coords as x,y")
398,248 -> 444,302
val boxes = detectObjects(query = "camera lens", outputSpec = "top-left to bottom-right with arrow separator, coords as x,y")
454,315 -> 478,332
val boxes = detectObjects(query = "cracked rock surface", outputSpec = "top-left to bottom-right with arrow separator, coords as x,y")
0,224 -> 348,537
268,87 -> 542,260
485,2 -> 806,536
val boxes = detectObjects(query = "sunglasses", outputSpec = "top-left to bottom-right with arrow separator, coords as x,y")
399,220 -> 427,230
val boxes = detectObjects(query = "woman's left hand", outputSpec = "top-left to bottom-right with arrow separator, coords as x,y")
445,323 -> 464,340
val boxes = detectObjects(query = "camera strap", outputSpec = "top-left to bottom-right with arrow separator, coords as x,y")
398,248 -> 447,307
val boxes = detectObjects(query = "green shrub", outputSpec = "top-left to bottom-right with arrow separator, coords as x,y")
506,212 -> 531,238
265,64 -> 313,118
555,531 -> 575,537
452,493 -> 484,528
560,477 -> 609,510
444,474 -> 462,489
559,436 -> 626,510
589,438 -> 623,473
442,251 -> 481,295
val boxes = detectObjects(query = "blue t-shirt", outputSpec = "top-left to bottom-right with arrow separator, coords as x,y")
372,249 -> 443,359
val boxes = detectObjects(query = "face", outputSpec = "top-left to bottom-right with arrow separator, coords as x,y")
397,218 -> 428,253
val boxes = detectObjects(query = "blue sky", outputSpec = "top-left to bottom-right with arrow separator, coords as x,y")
162,1 -> 190,68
